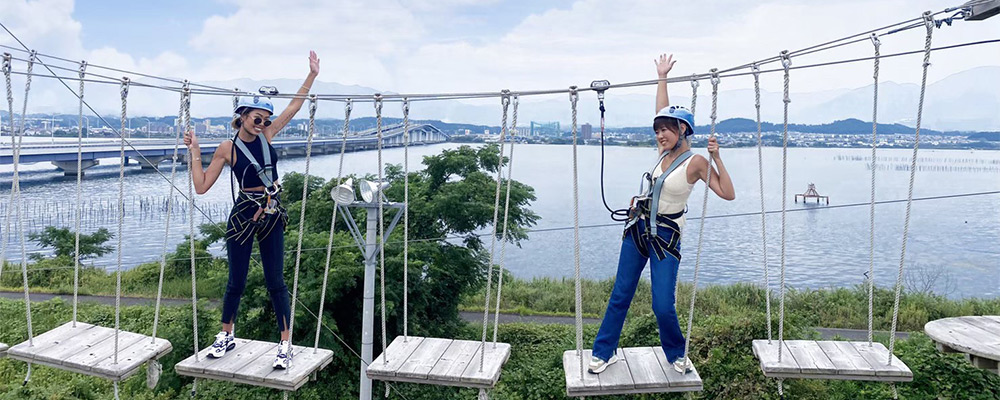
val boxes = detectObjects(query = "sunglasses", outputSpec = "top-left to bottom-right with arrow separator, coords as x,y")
253,117 -> 272,127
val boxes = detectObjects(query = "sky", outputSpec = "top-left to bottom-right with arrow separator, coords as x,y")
0,0 -> 997,115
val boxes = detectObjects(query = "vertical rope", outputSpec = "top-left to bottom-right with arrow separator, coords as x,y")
493,94 -> 519,345
153,80 -> 188,343
374,94 -> 388,366
0,53 -> 16,314
889,12 -> 934,363
752,63 -> 772,343
72,60 -> 86,327
114,77 -> 131,366
315,99 -> 352,352
778,51 -> 791,363
481,90 -> 510,371
569,87 -> 583,379
867,34 -> 881,346
402,98 -> 410,341
18,52 -> 36,351
679,77 -> 699,301
683,69 -> 719,362
289,94 -> 317,358
185,84 -> 200,366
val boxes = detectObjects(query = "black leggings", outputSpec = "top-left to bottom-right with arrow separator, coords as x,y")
221,196 -> 290,333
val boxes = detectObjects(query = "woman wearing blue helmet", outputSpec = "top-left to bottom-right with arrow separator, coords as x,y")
183,51 -> 320,370
588,54 -> 735,375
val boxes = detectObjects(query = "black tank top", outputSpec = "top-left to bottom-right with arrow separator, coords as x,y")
231,135 -> 279,189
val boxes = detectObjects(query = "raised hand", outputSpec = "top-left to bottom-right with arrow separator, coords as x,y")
655,53 -> 676,78
308,50 -> 320,76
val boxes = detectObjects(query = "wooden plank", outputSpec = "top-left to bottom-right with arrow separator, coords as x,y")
926,318 -> 1000,360
427,339 -> 480,383
460,341 -> 510,386
200,340 -> 273,378
621,347 -> 669,389
34,324 -> 117,365
786,340 -> 838,375
563,349 -> 601,396
61,330 -> 147,375
175,338 -> 254,376
652,346 -> 702,388
961,316 -> 1000,334
367,336 -> 425,379
232,340 -> 284,384
595,348 -> 634,392
817,341 -> 876,376
752,340 -> 800,375
261,345 -> 334,390
851,342 -> 912,379
395,338 -> 452,381
91,337 -> 172,380
0,342 -> 8,358
968,354 -> 999,371
7,322 -> 95,361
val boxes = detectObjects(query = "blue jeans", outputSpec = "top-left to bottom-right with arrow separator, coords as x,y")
592,216 -> 685,363
221,194 -> 290,333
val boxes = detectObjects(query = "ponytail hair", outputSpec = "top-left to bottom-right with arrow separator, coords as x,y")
231,115 -> 242,130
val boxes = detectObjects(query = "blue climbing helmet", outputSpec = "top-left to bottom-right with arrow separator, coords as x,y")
234,95 -> 275,115
653,105 -> 695,137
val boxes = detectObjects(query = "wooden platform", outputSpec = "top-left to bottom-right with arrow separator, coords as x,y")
563,347 -> 702,397
175,338 -> 334,391
366,336 -> 511,389
6,322 -> 172,381
0,342 -> 8,358
925,316 -> 1000,375
752,340 -> 912,382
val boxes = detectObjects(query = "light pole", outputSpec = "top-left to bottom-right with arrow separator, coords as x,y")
329,179 -> 404,400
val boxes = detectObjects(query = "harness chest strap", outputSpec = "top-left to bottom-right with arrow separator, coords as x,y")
648,150 -> 694,237
233,136 -> 277,189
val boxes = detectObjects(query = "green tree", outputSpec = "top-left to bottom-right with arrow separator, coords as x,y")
27,226 -> 113,261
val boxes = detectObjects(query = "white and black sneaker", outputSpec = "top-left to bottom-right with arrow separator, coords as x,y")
207,331 -> 235,359
587,354 -> 618,374
273,340 -> 293,370
673,356 -> 693,374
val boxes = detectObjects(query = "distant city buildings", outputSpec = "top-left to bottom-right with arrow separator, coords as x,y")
581,123 -> 592,140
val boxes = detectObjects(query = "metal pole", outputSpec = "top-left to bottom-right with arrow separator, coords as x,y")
359,204 -> 376,400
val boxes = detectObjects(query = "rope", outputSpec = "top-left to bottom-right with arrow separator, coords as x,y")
185,83 -> 200,366
114,77 -> 131,366
315,99 -> 352,352
867,34 -> 881,346
0,53 -> 15,317
678,76 -> 699,300
18,52 -> 36,351
375,94 -> 388,366
153,80 -> 187,343
778,51 -> 791,363
569,86 -> 584,379
493,94 -> 519,344
683,69 -> 719,362
752,63 -> 772,343
402,98 -> 410,341
481,90 -> 510,371
888,11 -> 934,364
288,94 -> 318,357
72,60 -> 86,327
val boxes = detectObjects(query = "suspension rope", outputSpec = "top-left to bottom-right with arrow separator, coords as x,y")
752,63 -> 772,343
492,94 -> 518,344
888,11 -> 935,364
678,76 -> 699,301
316,99 -> 352,352
682,69 -> 720,362
113,77 -> 131,367
19,52 -> 36,359
402,98 -> 410,341
0,53 -> 15,315
375,94 -> 388,367
184,82 -> 200,397
778,50 -> 792,363
152,80 -> 187,344
569,86 -> 584,379
288,94 -> 318,361
72,59 -> 86,327
867,34 -> 881,346
480,90 -> 510,371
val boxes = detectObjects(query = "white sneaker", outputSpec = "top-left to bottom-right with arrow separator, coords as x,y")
673,356 -> 693,374
207,331 -> 235,359
273,340 -> 293,369
587,354 -> 618,374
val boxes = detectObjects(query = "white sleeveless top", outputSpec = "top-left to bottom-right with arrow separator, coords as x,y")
650,156 -> 695,229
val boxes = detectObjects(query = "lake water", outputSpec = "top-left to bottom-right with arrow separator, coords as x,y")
2,140 -> 998,299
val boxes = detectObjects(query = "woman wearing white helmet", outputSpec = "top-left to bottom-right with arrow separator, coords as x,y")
588,54 -> 735,375
184,51 -> 320,370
